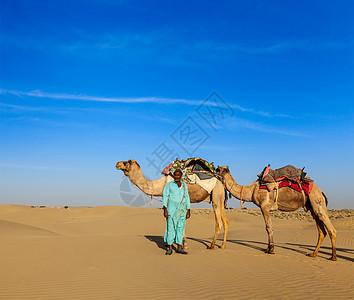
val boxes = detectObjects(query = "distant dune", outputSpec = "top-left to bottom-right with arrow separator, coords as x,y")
0,205 -> 353,299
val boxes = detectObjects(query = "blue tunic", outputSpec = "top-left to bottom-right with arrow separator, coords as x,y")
163,180 -> 191,245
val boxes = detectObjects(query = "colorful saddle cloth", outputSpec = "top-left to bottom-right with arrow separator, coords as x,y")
259,180 -> 314,195
161,157 -> 215,177
260,165 -> 303,183
258,165 -> 314,195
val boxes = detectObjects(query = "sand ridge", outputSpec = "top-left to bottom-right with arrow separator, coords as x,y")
0,205 -> 353,299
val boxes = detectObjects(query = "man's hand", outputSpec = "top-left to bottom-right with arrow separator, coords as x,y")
186,209 -> 191,219
163,207 -> 169,219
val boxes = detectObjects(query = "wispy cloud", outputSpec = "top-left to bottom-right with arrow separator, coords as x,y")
0,102 -> 53,112
0,88 -> 292,118
4,28 -> 351,66
231,103 -> 293,118
0,88 -> 204,105
0,100 -> 177,125
57,30 -> 354,59
222,117 -> 311,138
192,38 -> 354,55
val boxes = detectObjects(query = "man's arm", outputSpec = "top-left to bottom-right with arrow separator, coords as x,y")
162,183 -> 169,219
163,206 -> 169,219
185,183 -> 191,219
186,209 -> 191,219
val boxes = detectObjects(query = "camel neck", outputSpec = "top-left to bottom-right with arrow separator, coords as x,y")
224,173 -> 255,202
128,165 -> 167,196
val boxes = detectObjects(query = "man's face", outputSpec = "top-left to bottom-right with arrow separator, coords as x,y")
173,172 -> 182,182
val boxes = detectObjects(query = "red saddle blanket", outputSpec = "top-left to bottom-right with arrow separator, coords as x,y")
259,180 -> 314,195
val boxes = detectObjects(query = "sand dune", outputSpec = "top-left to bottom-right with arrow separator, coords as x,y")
0,220 -> 60,237
0,205 -> 353,299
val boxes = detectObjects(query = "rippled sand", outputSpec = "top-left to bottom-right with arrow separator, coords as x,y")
0,205 -> 353,299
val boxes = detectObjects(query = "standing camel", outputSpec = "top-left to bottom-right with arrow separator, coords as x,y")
217,166 -> 337,261
116,159 -> 229,249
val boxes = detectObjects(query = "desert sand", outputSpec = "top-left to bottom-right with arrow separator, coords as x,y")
0,205 -> 353,299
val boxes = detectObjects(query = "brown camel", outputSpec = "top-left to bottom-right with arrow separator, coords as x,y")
217,166 -> 337,261
116,159 -> 229,249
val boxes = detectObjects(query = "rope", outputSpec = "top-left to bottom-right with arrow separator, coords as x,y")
274,182 -> 279,206
240,186 -> 245,209
228,181 -> 245,209
149,182 -> 163,204
228,182 -> 234,200
229,182 -> 234,192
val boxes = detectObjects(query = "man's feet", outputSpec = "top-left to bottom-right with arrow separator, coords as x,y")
165,249 -> 172,255
176,249 -> 188,255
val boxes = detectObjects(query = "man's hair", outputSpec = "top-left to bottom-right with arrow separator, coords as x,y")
173,169 -> 183,176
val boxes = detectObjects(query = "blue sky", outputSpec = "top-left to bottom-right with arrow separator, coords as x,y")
0,0 -> 353,208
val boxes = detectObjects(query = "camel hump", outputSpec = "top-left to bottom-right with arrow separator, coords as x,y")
161,157 -> 216,175
260,165 -> 306,184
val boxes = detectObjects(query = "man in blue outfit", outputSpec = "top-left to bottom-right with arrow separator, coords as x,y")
163,169 -> 191,255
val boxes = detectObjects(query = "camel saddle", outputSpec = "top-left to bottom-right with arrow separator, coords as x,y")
258,164 -> 314,195
161,158 -> 218,194
161,157 -> 216,180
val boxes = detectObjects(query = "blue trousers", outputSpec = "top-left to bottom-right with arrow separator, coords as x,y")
164,214 -> 187,245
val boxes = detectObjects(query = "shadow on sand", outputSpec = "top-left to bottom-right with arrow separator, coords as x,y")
145,235 -> 166,250
283,242 -> 354,262
144,235 -> 354,262
186,237 -> 354,262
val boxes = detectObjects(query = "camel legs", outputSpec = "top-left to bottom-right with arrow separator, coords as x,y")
182,232 -> 188,250
209,200 -> 222,249
308,209 -> 327,258
219,207 -> 229,249
323,217 -> 337,261
260,204 -> 275,254
208,184 -> 229,249
308,197 -> 337,261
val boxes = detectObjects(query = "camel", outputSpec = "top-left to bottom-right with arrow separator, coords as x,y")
217,166 -> 337,261
116,159 -> 229,249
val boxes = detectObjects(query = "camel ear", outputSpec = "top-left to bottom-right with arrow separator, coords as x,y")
226,166 -> 229,171
128,159 -> 132,163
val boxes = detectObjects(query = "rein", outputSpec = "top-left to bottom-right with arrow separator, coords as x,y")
229,181 -> 245,209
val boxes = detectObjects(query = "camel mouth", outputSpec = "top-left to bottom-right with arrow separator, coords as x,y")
216,166 -> 224,174
115,161 -> 126,170
216,166 -> 230,178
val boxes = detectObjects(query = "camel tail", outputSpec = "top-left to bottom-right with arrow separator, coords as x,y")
322,192 -> 328,207
224,190 -> 228,208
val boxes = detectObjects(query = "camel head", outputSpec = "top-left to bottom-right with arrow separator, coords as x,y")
216,166 -> 230,183
115,159 -> 140,176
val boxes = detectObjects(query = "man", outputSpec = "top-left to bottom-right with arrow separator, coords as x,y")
163,169 -> 191,255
